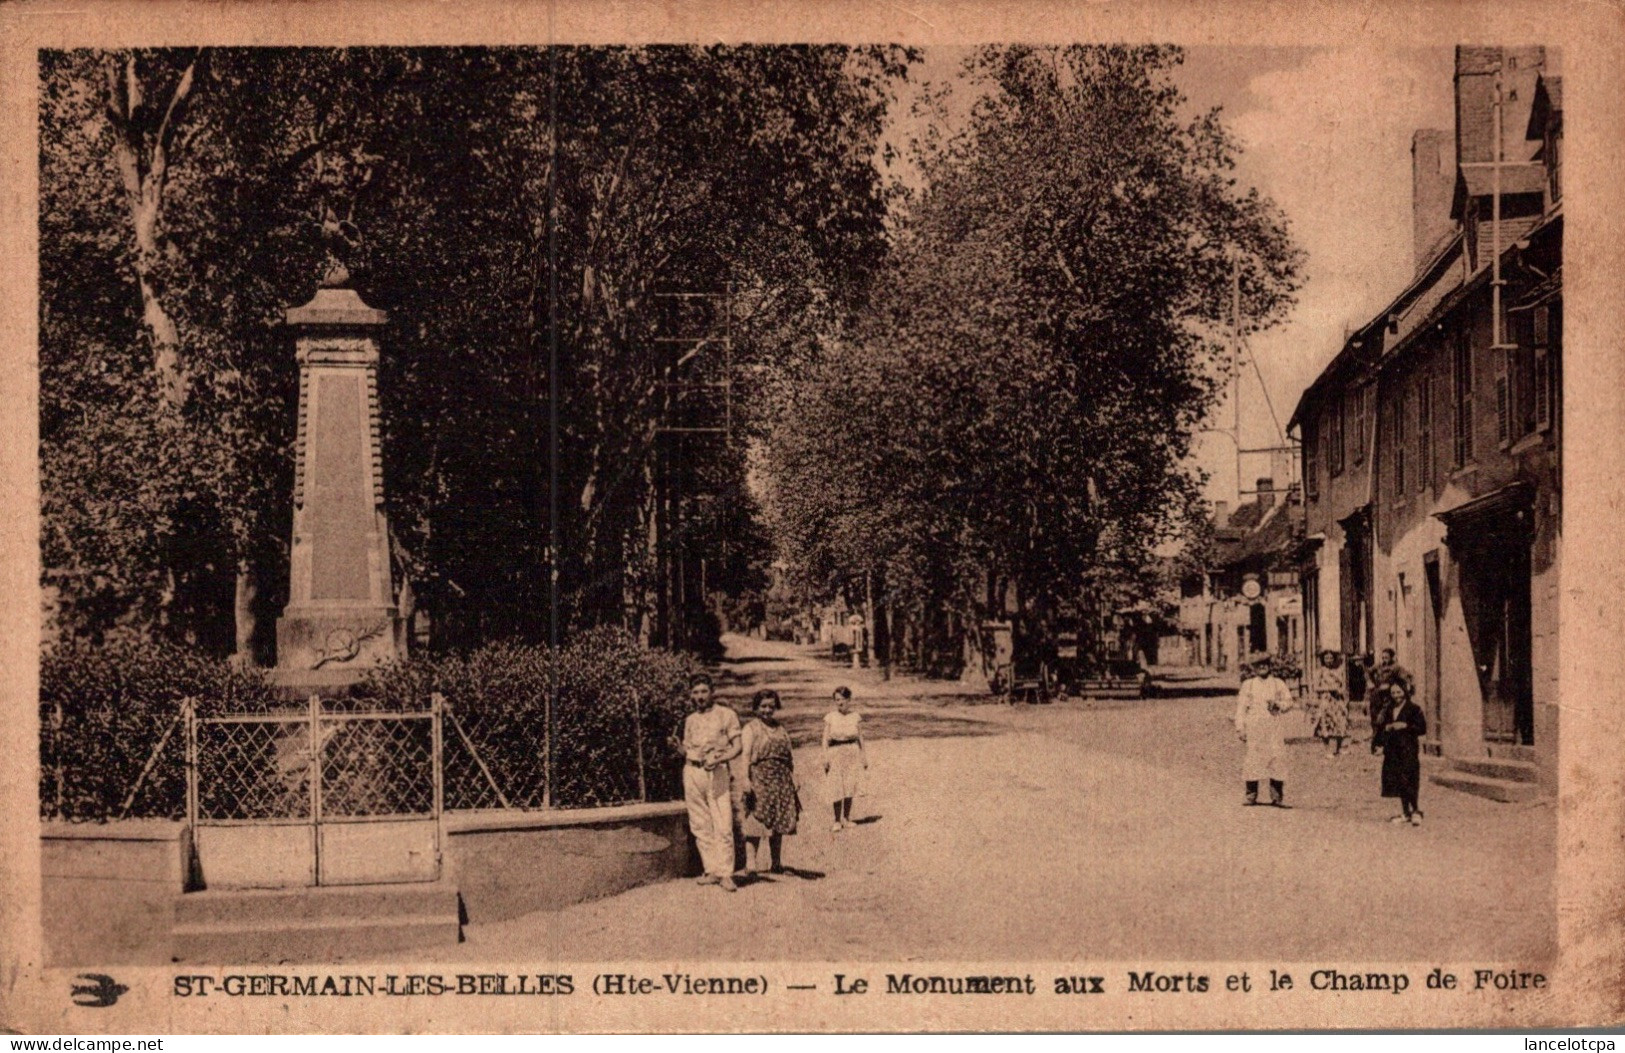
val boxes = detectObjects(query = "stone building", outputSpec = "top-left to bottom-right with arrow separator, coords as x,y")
1177,479 -> 1305,675
1289,47 -> 1561,798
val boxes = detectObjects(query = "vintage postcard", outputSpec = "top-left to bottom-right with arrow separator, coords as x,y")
1,0 -> 1622,1035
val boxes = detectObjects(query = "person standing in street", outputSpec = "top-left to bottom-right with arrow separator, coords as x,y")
1376,681 -> 1428,825
1234,655 -> 1297,807
1311,649 -> 1351,757
740,689 -> 801,874
822,685 -> 867,830
680,673 -> 742,891
1367,649 -> 1413,753
1371,647 -> 1415,697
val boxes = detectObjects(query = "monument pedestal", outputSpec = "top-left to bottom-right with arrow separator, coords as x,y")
272,606 -> 407,692
273,278 -> 403,694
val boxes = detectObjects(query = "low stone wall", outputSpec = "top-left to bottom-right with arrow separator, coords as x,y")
445,802 -> 693,923
40,803 -> 693,964
40,820 -> 190,966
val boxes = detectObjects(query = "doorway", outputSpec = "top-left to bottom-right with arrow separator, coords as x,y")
1459,541 -> 1534,745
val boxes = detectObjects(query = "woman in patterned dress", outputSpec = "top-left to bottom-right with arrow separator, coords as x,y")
1312,649 -> 1351,757
740,689 -> 800,873
822,685 -> 867,830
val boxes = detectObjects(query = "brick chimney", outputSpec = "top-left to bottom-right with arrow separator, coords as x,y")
1269,448 -> 1292,491
1455,46 -> 1546,168
1453,46 -> 1548,269
1213,501 -> 1230,529
1411,128 -> 1455,273
1256,478 -> 1276,511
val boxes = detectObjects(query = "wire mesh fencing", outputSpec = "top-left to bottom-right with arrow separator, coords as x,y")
64,689 -> 689,823
194,715 -> 312,821
439,690 -> 682,810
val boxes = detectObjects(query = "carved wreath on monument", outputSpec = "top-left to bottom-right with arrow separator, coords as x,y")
310,618 -> 391,670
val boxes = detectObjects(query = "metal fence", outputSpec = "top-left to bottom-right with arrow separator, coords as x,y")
93,689 -> 682,824
185,695 -> 444,886
189,697 -> 440,824
438,691 -> 676,810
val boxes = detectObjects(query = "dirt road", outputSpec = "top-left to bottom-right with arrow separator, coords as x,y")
442,635 -> 1555,962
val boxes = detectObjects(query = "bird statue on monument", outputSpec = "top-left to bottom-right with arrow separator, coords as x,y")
318,204 -> 363,289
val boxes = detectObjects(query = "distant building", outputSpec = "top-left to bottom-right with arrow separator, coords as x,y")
1177,478 -> 1305,675
1289,47 -> 1561,797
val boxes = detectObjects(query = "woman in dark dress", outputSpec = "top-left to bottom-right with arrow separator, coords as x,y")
740,689 -> 800,873
1377,681 -> 1428,825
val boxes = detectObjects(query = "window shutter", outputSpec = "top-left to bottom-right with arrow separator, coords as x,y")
1417,375 -> 1431,490
1453,330 -> 1474,466
1496,375 -> 1510,444
1534,306 -> 1552,431
1505,344 -> 1519,442
1353,387 -> 1365,465
1304,424 -> 1319,501
1395,392 -> 1406,497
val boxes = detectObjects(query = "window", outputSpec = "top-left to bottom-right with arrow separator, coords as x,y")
1453,328 -> 1474,466
1328,394 -> 1346,477
1393,388 -> 1408,498
1503,304 -> 1555,443
1417,372 -> 1433,490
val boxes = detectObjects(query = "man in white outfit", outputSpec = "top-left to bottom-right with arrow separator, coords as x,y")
681,674 -> 741,890
1234,654 -> 1297,807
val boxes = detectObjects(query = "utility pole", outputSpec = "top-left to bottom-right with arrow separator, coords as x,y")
1232,259 -> 1242,504
1490,63 -> 1514,372
1208,256 -> 1299,503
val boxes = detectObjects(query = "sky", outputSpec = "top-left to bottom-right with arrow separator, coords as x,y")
882,45 -> 1458,508
1181,45 -> 1455,506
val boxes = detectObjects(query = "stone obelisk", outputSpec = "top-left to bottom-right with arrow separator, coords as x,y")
272,262 -> 404,690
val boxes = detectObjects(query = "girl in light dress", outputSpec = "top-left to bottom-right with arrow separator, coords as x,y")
822,685 -> 867,831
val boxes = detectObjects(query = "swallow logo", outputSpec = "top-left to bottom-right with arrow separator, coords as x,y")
71,973 -> 128,1008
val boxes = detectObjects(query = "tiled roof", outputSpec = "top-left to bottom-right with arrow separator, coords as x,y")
1226,502 -> 1265,532
1211,501 -> 1304,571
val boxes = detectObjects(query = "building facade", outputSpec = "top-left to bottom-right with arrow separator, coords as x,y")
1290,47 -> 1562,794
1177,479 -> 1305,676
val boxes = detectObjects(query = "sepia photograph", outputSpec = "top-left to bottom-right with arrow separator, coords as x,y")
2,0 -> 1622,1036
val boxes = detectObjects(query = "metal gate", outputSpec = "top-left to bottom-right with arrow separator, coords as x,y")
186,695 -> 442,888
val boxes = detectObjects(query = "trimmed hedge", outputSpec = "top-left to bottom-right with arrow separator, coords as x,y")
41,628 -> 703,819
356,628 -> 701,809
39,635 -> 281,821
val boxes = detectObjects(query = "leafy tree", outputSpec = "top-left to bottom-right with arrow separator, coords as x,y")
41,48 -> 393,658
40,46 -> 911,656
761,45 -> 1302,675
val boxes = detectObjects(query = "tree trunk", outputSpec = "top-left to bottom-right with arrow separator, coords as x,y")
230,558 -> 258,668
626,451 -> 659,648
871,569 -> 891,680
105,52 -> 197,410
104,52 -> 199,633
879,596 -> 893,680
397,573 -> 417,655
